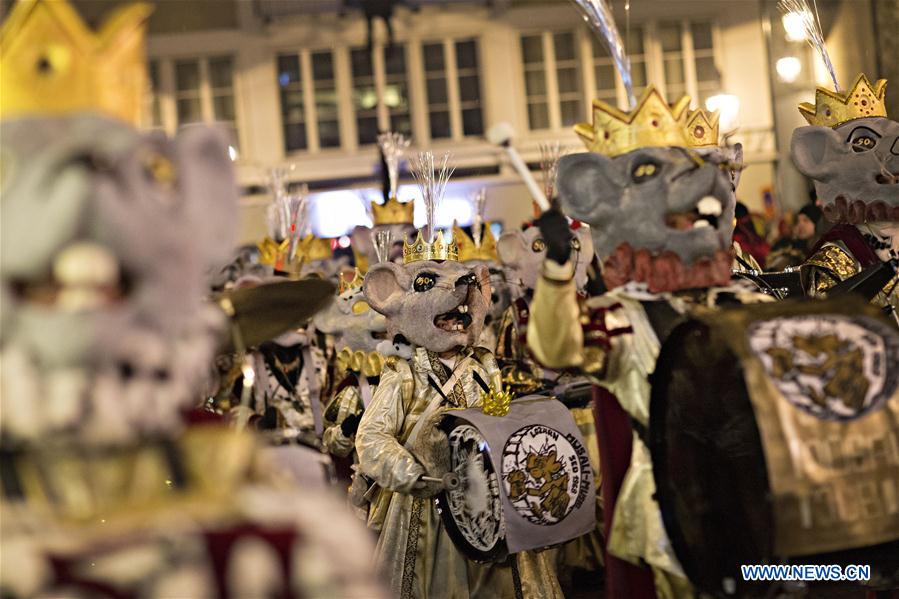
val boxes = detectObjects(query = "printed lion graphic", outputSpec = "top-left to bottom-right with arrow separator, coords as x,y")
505,449 -> 571,521
765,333 -> 869,413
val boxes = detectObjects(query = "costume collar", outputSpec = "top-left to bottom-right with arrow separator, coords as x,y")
335,347 -> 385,378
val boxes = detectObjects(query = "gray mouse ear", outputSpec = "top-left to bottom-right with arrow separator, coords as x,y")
312,296 -> 341,333
790,126 -> 844,181
497,230 -> 527,267
574,226 -> 594,259
351,225 -> 374,254
174,125 -> 239,267
557,152 -> 622,222
728,142 -> 744,190
363,262 -> 405,316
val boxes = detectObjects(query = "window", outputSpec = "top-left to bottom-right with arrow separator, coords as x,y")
384,46 -> 412,138
174,60 -> 203,124
312,51 -> 340,148
592,26 -> 647,106
554,32 -> 582,127
658,22 -> 686,99
521,34 -> 549,130
521,21 -> 720,131
208,57 -> 237,148
423,43 -> 451,139
456,40 -> 483,136
145,60 -> 162,129
151,55 -> 239,147
691,22 -> 721,106
278,54 -> 306,152
422,39 -> 484,140
351,48 -> 379,146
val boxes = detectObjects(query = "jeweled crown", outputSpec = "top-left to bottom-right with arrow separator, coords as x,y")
0,0 -> 152,124
453,223 -> 499,262
295,234 -> 333,264
372,196 -> 415,225
799,73 -> 888,128
402,230 -> 459,264
257,237 -> 290,268
338,268 -> 365,294
575,86 -> 691,156
684,108 -> 720,148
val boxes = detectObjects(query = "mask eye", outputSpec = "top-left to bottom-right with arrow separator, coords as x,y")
413,272 -> 437,292
848,127 -> 880,153
142,150 -> 177,189
570,237 -> 581,251
531,238 -> 546,252
632,160 -> 661,183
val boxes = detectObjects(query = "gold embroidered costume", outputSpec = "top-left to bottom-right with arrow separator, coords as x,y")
527,262 -> 770,598
356,347 -> 562,598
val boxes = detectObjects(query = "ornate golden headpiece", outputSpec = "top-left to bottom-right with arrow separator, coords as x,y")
0,0 -> 152,124
257,234 -> 331,273
575,86 -> 691,156
403,230 -> 459,264
338,268 -> 365,294
372,196 -> 415,225
453,223 -> 499,262
684,108 -> 720,148
798,73 -> 888,128
257,237 -> 289,268
295,234 -> 333,264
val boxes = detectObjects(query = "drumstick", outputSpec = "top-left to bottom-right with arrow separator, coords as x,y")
420,473 -> 461,490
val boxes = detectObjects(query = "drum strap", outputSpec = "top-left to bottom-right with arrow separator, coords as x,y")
301,347 -> 324,437
359,374 -> 373,409
403,356 -> 476,450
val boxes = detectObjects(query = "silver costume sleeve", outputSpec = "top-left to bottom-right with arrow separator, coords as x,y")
355,364 -> 424,493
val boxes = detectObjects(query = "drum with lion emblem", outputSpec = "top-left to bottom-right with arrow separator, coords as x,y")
649,298 -> 899,596
435,396 -> 596,563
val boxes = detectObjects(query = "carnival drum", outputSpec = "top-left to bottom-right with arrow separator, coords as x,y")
435,395 -> 596,562
649,298 -> 899,596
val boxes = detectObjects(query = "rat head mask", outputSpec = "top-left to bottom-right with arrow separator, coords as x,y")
791,75 -> 898,224
557,88 -> 739,292
0,115 -> 237,442
313,269 -> 387,353
362,232 -> 492,354
497,224 -> 594,293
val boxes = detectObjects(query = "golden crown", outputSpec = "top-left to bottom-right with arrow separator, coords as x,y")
799,73 -> 888,128
338,268 -> 365,294
481,385 -> 512,417
295,234 -> 333,264
575,86 -> 692,156
684,108 -> 720,148
453,223 -> 499,262
0,0 -> 152,124
372,196 -> 415,225
352,248 -> 370,273
402,230 -> 459,264
257,237 -> 290,268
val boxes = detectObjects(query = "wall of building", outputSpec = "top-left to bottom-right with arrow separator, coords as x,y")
139,0 -> 779,244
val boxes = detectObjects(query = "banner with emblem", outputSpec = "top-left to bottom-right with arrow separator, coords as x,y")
724,299 -> 899,555
439,396 -> 596,557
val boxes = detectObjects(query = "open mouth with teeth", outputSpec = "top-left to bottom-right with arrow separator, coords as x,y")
665,195 -> 723,231
434,302 -> 473,332
9,242 -> 130,311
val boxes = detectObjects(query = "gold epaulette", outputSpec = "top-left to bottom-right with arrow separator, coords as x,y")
803,242 -> 860,282
336,348 -> 386,378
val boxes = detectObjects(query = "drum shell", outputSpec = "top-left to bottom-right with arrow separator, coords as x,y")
649,299 -> 899,596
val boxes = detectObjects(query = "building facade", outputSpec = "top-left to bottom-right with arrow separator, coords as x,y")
77,0 -> 879,242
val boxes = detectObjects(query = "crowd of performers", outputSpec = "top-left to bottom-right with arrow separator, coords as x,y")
1,0 -> 899,597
